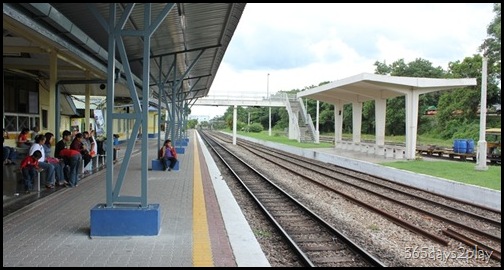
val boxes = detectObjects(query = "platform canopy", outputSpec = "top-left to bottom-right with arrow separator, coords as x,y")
3,3 -> 245,102
298,73 -> 476,104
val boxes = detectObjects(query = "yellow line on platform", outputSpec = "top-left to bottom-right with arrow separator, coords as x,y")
192,133 -> 214,266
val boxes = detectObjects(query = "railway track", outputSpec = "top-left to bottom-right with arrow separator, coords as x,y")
200,131 -> 386,267
203,130 -> 501,265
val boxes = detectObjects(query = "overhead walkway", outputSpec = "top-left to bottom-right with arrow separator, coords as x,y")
193,94 -> 286,107
193,93 -> 319,143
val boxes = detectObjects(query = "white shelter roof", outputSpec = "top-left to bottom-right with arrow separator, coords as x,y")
297,73 -> 477,103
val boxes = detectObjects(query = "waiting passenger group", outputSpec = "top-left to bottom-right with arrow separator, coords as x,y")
20,129 -> 99,193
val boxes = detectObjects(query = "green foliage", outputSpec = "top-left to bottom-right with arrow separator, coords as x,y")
275,108 -> 290,130
434,53 -> 501,139
417,115 -> 437,135
187,119 -> 198,129
374,60 -> 391,75
318,105 -> 334,133
487,117 -> 501,129
450,120 -> 480,141
385,97 -> 406,136
231,130 -> 334,148
211,120 -> 228,130
372,58 -> 447,136
236,121 -> 246,132
341,104 -> 352,133
247,123 -> 264,133
479,3 -> 501,80
362,100 -> 375,134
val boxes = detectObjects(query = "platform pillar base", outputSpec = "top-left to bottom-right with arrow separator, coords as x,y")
90,203 -> 160,237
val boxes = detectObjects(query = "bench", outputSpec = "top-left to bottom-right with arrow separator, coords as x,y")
3,165 -> 45,193
151,159 -> 179,171
14,147 -> 29,160
92,155 -> 102,170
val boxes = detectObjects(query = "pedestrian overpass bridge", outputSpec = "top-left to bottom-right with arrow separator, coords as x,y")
192,93 -> 319,144
192,94 -> 286,107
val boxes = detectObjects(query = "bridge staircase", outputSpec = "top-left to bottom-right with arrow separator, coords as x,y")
284,94 -> 318,143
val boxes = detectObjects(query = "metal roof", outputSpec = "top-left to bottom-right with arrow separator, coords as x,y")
3,3 -> 246,102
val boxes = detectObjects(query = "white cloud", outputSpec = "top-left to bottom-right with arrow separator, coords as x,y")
190,3 -> 495,118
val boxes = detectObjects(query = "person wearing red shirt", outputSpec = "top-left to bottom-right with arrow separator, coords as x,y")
17,128 -> 32,149
59,148 -> 82,187
29,135 -> 57,189
20,150 -> 43,193
158,139 -> 178,171
70,132 -> 91,169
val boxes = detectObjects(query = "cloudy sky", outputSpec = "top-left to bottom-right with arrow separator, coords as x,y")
190,3 -> 495,118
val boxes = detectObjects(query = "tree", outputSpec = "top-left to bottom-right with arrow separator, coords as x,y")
187,119 -> 198,129
434,54 -> 501,139
372,58 -> 446,136
318,102 -> 334,133
479,3 -> 501,80
223,106 -> 249,129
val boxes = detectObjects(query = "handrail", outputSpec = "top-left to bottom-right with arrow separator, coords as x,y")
297,97 -> 317,143
284,94 -> 300,142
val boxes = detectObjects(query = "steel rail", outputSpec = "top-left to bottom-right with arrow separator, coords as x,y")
248,144 -> 501,226
200,131 -> 386,267
238,142 -> 500,243
442,228 -> 501,262
236,135 -> 500,215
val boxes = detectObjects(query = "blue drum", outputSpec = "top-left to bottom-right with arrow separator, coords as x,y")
453,139 -> 467,154
466,139 -> 475,154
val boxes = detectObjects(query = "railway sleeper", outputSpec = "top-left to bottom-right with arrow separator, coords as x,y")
302,245 -> 340,251
312,257 -> 360,264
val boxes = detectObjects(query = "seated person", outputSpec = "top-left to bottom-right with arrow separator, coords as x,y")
31,126 -> 40,143
29,135 -> 57,189
70,133 -> 92,167
17,128 -> 32,149
19,150 -> 43,193
3,136 -> 18,165
158,139 -> 178,171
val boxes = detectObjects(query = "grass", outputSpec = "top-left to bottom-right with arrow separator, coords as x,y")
381,160 -> 501,191
368,224 -> 380,232
227,129 -> 501,191
254,229 -> 271,238
235,130 -> 334,148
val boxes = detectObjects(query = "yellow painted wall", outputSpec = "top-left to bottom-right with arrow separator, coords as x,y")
31,83 -> 164,143
148,111 -> 159,135
37,84 -> 72,138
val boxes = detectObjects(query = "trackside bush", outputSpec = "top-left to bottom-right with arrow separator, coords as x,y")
248,123 -> 264,133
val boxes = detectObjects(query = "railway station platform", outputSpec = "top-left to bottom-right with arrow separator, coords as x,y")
2,130 -> 270,267
4,129 -> 500,267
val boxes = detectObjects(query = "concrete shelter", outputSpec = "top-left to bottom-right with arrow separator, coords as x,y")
297,73 -> 477,159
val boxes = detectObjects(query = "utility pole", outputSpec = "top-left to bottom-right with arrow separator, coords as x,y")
475,56 -> 488,171
267,73 -> 271,136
